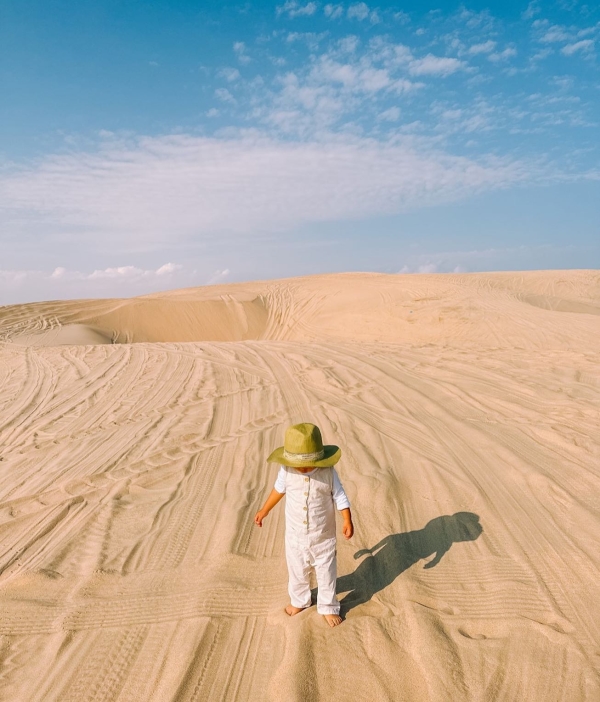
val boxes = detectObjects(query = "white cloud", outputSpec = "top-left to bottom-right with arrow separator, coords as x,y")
1,264 -> 182,285
347,3 -> 370,21
488,47 -> 517,62
156,263 -> 183,275
287,32 -> 329,49
417,263 -> 438,273
219,67 -> 241,82
0,133 -> 534,253
561,39 -> 594,55
215,88 -> 236,104
259,40 -> 428,135
377,106 -> 401,121
577,25 -> 599,38
459,8 -> 495,31
87,263 -> 182,280
357,67 -> 390,91
324,4 -> 343,19
468,41 -> 496,55
88,266 -> 145,280
397,243 -> 585,277
0,264 -> 189,304
346,2 -> 380,23
207,268 -> 231,284
531,48 -> 552,61
277,1 -> 317,18
539,25 -> 571,43
233,41 -> 251,65
392,78 -> 423,93
393,11 -> 410,24
409,55 -> 465,76
337,35 -> 360,53
0,269 -> 32,283
398,263 -> 438,273
522,1 -> 540,20
311,58 -> 358,86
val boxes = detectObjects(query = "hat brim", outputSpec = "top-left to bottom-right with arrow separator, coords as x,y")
267,445 -> 341,467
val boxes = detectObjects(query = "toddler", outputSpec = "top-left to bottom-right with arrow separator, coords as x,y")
254,423 -> 353,627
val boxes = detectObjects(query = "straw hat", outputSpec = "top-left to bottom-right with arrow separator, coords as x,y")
267,423 -> 341,468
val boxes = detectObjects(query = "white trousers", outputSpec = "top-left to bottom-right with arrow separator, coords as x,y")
285,533 -> 339,615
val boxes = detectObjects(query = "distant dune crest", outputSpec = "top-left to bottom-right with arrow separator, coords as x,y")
1,270 -> 599,349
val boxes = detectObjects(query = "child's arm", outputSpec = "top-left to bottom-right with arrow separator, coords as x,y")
340,507 -> 354,539
254,489 -> 284,527
332,468 -> 353,539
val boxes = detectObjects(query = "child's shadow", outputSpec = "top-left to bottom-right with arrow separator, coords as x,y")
335,512 -> 482,615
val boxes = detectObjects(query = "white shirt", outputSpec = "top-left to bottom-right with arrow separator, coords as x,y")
274,465 -> 350,511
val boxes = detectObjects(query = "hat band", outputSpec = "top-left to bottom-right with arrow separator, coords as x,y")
283,448 -> 325,462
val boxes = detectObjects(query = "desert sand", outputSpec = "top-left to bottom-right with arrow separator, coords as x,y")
0,270 -> 599,701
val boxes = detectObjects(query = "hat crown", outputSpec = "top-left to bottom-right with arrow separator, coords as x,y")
284,423 -> 323,455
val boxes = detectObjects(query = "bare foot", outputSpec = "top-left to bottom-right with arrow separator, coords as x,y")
285,604 -> 307,616
323,614 -> 343,627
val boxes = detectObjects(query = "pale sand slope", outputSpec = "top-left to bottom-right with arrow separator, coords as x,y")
0,271 -> 598,701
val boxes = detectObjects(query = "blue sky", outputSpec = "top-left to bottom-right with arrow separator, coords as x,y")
1,0 -> 598,303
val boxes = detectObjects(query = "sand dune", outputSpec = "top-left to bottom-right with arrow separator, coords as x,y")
0,271 -> 599,701
2,270 -> 599,347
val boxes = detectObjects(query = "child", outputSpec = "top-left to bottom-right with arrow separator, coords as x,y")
254,422 -> 353,627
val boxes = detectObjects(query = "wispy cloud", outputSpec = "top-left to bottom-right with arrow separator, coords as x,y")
208,22 -> 597,155
0,263 -> 187,303
45,263 -> 183,282
408,55 -> 465,76
399,262 -> 443,274
277,1 -> 317,19
207,268 -> 231,285
468,41 -> 497,55
488,47 -> 517,62
377,106 -> 400,121
215,87 -> 237,104
533,18 -> 600,49
347,3 -> 379,24
218,67 -> 241,82
244,35 -> 471,137
0,132 -> 535,254
324,4 -> 343,20
539,25 -> 571,43
522,1 -> 541,20
561,39 -> 594,55
87,263 -> 182,280
233,41 -> 251,65
397,243 -> 586,275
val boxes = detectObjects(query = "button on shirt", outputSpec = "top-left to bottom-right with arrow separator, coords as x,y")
274,466 -> 350,540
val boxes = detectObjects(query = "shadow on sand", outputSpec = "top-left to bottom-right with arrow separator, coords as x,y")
332,512 -> 483,615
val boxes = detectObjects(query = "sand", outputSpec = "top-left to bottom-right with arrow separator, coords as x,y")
0,270 -> 599,701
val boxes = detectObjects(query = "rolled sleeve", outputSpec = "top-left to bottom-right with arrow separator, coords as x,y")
274,465 -> 287,494
332,468 -> 350,511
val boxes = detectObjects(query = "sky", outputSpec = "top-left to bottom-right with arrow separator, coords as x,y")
1,0 -> 599,304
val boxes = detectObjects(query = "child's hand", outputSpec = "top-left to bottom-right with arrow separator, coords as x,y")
342,521 -> 354,539
254,511 -> 266,527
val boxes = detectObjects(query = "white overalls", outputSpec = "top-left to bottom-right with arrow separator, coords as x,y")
274,465 -> 350,615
